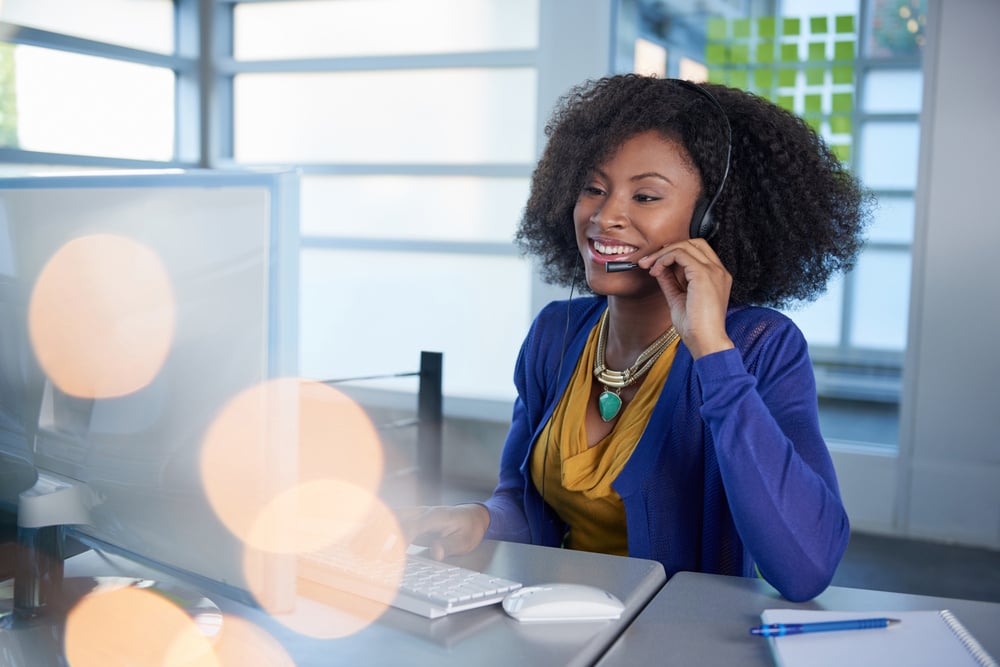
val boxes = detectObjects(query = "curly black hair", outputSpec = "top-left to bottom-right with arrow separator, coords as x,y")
515,74 -> 873,308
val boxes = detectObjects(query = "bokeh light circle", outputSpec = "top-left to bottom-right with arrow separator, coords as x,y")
200,378 -> 384,554
64,585 -> 218,667
27,233 -> 175,399
210,615 -> 295,667
247,487 -> 407,639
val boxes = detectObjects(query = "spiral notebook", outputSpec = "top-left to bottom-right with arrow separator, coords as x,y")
760,609 -> 998,667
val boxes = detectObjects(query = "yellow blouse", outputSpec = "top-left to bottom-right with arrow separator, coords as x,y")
529,311 -> 680,555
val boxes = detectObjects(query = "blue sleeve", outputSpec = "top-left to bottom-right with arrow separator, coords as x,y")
695,323 -> 850,602
480,298 -> 599,547
480,400 -> 534,543
480,321 -> 538,544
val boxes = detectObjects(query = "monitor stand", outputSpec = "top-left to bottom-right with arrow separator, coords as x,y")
0,476 -> 222,665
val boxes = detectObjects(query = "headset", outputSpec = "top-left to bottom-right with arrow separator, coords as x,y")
672,79 -> 732,240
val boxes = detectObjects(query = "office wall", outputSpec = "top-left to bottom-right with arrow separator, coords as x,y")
896,0 -> 1000,549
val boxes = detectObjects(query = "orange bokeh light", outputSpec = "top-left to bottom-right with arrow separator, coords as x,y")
210,616 -> 295,667
64,586 -> 218,667
27,233 -> 175,399
247,488 -> 407,639
249,479 -> 379,556
199,378 -> 384,554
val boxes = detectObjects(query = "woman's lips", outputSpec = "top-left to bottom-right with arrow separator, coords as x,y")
590,238 -> 639,263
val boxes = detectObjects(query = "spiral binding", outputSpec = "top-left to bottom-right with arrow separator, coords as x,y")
940,609 -> 999,667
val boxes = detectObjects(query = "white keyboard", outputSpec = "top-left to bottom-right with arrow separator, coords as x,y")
298,545 -> 522,619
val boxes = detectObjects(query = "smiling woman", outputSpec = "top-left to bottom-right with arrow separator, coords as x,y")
403,74 -> 872,604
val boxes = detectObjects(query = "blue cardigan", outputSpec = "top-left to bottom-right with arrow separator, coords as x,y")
482,296 -> 850,602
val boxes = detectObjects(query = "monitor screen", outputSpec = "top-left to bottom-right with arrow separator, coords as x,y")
0,171 -> 300,609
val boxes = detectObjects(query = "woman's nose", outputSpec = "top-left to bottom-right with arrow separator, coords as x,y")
590,194 -> 629,229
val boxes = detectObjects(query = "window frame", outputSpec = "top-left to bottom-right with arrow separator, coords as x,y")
0,0 -> 201,168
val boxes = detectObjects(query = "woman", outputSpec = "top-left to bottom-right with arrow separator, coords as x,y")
405,74 -> 871,602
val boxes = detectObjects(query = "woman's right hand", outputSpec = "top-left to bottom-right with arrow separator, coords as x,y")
398,503 -> 491,560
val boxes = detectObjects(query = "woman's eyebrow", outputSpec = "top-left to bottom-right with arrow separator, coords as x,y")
631,171 -> 673,184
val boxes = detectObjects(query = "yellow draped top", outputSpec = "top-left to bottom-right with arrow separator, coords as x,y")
529,311 -> 680,555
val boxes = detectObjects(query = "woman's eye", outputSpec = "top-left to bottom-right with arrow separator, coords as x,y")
582,186 -> 605,196
634,194 -> 660,203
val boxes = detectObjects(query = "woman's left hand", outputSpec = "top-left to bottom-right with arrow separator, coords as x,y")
638,238 -> 735,359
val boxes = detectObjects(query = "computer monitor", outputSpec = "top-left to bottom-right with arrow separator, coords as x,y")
0,170 -> 300,612
0,223 -> 39,511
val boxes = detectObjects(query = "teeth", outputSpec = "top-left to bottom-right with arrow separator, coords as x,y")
594,240 -> 637,256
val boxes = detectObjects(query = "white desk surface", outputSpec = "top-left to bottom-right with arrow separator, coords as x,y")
597,570 -> 1000,666
54,539 -> 665,667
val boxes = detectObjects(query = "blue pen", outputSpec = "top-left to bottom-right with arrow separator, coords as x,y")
749,617 -> 902,636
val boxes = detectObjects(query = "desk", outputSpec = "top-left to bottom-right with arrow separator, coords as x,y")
51,540 -> 664,667
597,571 -> 1000,666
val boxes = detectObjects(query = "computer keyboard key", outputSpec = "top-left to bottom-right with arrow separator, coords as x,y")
298,545 -> 522,619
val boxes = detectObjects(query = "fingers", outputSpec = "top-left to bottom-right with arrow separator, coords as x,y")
396,504 -> 489,560
398,505 -> 446,545
424,526 -> 479,561
639,238 -> 720,276
634,239 -> 735,358
641,240 -> 731,294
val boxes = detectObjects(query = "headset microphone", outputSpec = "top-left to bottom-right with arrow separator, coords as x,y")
606,261 -> 638,272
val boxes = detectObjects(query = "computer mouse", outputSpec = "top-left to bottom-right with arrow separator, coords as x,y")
501,583 -> 624,623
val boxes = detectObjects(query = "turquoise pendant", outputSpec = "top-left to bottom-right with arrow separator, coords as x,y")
598,389 -> 622,422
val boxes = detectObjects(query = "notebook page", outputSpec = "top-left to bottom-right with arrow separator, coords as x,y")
759,609 -> 994,667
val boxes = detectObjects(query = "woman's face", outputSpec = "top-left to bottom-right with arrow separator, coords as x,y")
574,130 -> 702,296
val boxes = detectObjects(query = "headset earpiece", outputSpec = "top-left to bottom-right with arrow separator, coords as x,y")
673,79 -> 731,241
690,197 -> 716,239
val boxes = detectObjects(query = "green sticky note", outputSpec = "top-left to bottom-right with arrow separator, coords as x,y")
832,65 -> 854,84
806,117 -> 822,132
778,67 -> 797,87
832,92 -> 853,112
734,18 -> 751,38
808,42 -> 826,61
707,68 -> 727,84
707,17 -> 727,41
834,40 -> 855,60
805,67 -> 825,85
756,41 -> 775,63
706,44 -> 727,64
804,93 -> 822,113
729,70 -> 749,89
832,143 -> 851,162
780,43 -> 799,62
753,68 -> 773,90
783,17 -> 801,36
830,115 -> 852,134
810,16 -> 829,34
758,17 -> 776,39
777,95 -> 795,112
731,43 -> 750,64
835,15 -> 855,33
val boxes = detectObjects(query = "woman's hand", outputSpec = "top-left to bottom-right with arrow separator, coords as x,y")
638,238 -> 735,359
398,503 -> 491,560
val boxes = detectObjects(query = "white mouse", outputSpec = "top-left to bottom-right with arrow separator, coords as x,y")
502,583 -> 625,623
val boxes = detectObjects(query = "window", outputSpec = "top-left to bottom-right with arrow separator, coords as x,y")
222,0 -> 542,403
0,0 -> 192,168
616,0 -> 929,449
